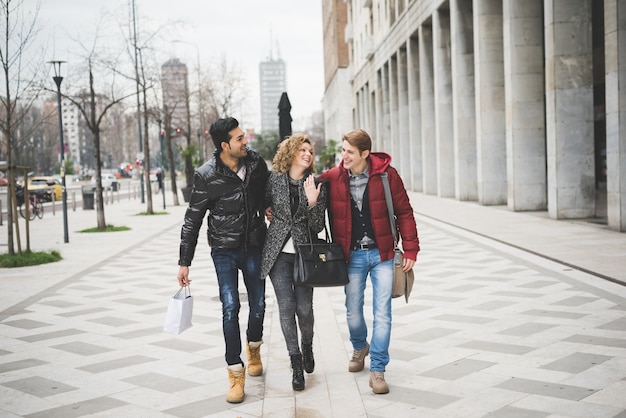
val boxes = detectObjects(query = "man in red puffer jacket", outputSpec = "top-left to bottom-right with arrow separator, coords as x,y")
319,129 -> 419,395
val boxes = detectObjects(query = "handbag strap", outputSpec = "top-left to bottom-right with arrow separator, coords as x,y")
380,172 -> 398,248
174,286 -> 192,297
305,208 -> 332,248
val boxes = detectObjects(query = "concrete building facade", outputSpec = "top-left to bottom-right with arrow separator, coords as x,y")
161,58 -> 190,135
322,0 -> 626,232
259,57 -> 287,134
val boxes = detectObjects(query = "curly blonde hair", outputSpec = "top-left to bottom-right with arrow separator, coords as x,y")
272,133 -> 316,174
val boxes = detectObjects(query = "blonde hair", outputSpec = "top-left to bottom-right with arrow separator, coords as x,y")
272,133 -> 316,174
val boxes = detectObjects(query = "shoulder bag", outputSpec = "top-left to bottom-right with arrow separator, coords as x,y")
381,172 -> 415,303
294,216 -> 349,287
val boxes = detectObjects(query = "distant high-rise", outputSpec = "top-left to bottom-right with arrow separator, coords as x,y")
161,58 -> 190,134
259,55 -> 286,134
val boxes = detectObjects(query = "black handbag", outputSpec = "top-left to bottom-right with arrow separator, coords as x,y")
294,221 -> 349,287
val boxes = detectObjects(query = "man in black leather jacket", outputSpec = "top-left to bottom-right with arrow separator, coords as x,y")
177,117 -> 269,404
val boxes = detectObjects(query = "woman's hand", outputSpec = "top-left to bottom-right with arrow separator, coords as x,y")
304,175 -> 321,207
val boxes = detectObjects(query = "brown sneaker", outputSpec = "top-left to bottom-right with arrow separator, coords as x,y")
369,371 -> 389,394
348,342 -> 370,372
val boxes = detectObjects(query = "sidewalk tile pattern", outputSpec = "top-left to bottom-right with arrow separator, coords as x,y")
0,197 -> 625,417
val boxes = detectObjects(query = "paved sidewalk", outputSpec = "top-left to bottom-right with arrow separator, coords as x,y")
0,191 -> 625,417
409,193 -> 626,286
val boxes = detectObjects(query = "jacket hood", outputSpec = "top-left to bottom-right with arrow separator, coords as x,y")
339,151 -> 392,176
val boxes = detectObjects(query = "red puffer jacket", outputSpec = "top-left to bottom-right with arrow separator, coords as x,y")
319,152 -> 419,263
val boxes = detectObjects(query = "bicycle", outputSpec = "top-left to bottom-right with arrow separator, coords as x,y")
18,192 -> 44,220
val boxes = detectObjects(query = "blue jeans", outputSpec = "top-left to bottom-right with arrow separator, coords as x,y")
211,246 -> 266,366
345,248 -> 393,372
269,252 -> 314,356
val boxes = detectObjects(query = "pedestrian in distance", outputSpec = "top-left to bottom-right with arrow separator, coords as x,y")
318,128 -> 419,394
260,133 -> 327,391
156,168 -> 164,194
177,117 -> 269,404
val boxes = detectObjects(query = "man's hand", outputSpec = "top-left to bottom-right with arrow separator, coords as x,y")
265,206 -> 273,222
402,258 -> 416,273
177,266 -> 191,287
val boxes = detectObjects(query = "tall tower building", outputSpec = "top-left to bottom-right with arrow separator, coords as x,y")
161,58 -> 190,135
62,98 -> 81,167
259,50 -> 287,134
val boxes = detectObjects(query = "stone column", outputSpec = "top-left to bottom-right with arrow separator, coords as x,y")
420,23 -> 438,194
451,0 -> 477,201
434,8 -> 455,198
545,0 -> 594,218
474,0 -> 507,205
355,89 -> 362,128
363,83 -> 372,133
381,64 -> 391,152
503,0 -> 546,211
365,82 -> 373,134
605,0 -> 626,231
375,72 -> 383,151
389,56 -> 400,165
407,36 -> 423,192
397,47 -> 411,181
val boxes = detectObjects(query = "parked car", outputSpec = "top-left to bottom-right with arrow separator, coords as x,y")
91,173 -> 119,190
28,176 -> 63,202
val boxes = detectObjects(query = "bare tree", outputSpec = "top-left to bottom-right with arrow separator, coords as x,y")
203,54 -> 249,121
115,5 -> 177,214
63,27 -> 135,230
163,104 -> 179,206
0,0 -> 46,255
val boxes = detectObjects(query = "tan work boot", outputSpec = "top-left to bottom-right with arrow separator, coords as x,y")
369,371 -> 389,394
348,342 -> 370,372
246,340 -> 263,376
226,364 -> 246,403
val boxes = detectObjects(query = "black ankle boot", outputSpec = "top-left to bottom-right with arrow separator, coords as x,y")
302,343 -> 315,373
290,354 -> 305,391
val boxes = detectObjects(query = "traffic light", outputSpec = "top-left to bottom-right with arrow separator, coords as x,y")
176,127 -> 182,134
204,129 -> 209,136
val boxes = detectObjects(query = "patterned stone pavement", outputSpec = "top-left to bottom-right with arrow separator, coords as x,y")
0,191 -> 625,417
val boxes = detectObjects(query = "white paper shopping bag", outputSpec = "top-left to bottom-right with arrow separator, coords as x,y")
163,286 -> 194,334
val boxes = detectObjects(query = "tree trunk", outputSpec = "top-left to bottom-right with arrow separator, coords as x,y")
141,85 -> 153,214
164,126 -> 179,206
90,70 -> 107,230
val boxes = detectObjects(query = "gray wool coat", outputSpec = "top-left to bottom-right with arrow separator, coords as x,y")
260,172 -> 328,280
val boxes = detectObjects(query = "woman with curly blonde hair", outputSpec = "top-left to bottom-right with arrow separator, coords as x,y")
271,134 -> 317,174
260,133 -> 328,391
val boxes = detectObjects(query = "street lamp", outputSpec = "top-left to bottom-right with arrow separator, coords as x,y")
49,60 -> 69,243
132,0 -> 145,203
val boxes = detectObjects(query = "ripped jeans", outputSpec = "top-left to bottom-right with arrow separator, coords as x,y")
211,246 -> 266,366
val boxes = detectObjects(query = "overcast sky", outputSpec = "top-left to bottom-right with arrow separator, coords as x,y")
33,0 -> 325,131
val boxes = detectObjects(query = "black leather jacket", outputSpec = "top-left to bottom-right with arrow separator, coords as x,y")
178,148 -> 269,266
